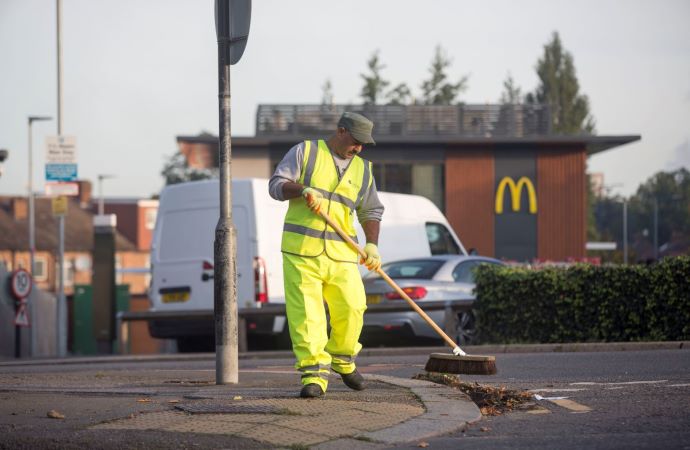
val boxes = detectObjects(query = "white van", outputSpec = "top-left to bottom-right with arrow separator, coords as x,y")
148,178 -> 465,350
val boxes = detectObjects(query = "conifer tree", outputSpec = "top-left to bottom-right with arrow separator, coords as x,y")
420,45 -> 468,105
526,32 -> 596,134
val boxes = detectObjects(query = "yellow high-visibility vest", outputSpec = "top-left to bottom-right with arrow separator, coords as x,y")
281,140 -> 373,262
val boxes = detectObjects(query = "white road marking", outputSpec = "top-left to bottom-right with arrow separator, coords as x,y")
570,380 -> 667,386
534,394 -> 568,400
530,388 -> 587,393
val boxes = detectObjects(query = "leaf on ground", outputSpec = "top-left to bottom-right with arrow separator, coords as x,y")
233,396 -> 243,400
413,372 -> 532,416
167,400 -> 180,404
480,427 -> 491,432
47,410 -> 65,419
418,442 -> 429,448
136,399 -> 152,403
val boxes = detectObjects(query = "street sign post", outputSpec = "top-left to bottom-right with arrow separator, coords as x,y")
51,196 -> 68,216
214,0 -> 251,385
45,136 -> 77,181
45,182 -> 79,197
14,304 -> 30,328
10,269 -> 32,300
10,269 -> 32,358
46,133 -> 76,358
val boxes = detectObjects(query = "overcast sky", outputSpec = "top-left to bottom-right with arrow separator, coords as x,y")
1,0 -> 688,199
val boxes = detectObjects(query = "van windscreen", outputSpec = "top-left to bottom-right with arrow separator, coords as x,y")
159,208 -> 217,260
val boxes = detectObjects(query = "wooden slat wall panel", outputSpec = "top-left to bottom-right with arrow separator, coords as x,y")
537,147 -> 586,259
445,149 -> 495,256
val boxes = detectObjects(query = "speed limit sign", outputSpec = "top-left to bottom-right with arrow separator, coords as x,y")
10,269 -> 32,300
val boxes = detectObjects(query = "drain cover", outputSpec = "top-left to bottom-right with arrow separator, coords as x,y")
175,403 -> 283,414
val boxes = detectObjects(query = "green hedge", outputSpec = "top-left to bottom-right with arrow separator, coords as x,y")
473,256 -> 690,344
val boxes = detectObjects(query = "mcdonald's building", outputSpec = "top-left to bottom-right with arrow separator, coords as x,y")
177,104 -> 640,262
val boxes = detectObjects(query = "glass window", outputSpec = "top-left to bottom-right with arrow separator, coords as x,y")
412,164 -> 444,211
34,256 -> 48,282
366,259 -> 444,280
54,260 -> 74,287
426,223 -> 460,255
452,260 -> 502,283
115,255 -> 123,284
373,162 -> 444,211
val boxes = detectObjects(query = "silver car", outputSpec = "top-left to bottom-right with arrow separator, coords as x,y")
362,255 -> 504,345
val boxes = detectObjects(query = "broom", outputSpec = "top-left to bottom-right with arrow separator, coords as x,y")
316,208 -> 496,375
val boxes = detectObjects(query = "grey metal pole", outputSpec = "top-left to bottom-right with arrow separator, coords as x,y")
28,119 -> 36,358
28,116 -> 52,357
28,120 -> 35,279
623,200 -> 628,265
215,12 -> 238,385
653,198 -> 658,260
57,0 -> 63,133
56,0 -> 67,357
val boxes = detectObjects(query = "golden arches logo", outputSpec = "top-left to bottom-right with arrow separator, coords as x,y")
495,176 -> 537,214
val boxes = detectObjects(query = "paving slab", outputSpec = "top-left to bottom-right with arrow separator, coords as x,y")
0,366 -> 481,448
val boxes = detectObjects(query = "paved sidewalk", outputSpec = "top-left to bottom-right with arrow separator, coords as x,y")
0,365 -> 480,449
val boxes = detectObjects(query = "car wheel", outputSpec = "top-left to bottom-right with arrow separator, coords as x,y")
454,311 -> 477,346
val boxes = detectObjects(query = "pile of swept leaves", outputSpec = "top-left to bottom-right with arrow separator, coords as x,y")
413,372 -> 533,416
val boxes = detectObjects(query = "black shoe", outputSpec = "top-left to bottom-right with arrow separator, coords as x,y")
300,383 -> 324,398
336,369 -> 366,391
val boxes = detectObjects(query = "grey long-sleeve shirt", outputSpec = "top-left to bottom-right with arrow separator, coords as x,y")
269,141 -> 384,223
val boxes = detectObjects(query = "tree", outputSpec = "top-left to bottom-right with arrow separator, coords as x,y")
360,50 -> 390,105
591,168 -> 690,262
629,168 -> 690,247
161,151 -> 216,185
386,82 -> 412,105
526,32 -> 596,134
420,45 -> 468,105
500,73 -> 522,105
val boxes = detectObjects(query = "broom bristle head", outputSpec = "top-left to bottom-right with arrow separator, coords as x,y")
424,353 -> 497,375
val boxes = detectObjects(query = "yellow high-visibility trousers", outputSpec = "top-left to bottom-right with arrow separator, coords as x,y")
283,252 -> 367,392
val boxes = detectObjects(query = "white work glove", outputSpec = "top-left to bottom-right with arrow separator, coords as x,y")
360,243 -> 382,271
302,187 -> 324,214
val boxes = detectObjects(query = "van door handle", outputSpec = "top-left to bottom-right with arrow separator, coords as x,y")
202,273 -> 214,281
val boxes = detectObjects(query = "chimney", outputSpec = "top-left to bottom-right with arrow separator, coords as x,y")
77,180 -> 92,209
12,198 -> 28,220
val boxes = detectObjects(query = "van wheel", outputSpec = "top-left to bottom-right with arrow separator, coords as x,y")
177,337 -> 213,353
454,311 -> 477,346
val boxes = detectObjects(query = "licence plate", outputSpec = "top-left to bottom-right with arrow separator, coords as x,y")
366,294 -> 382,305
161,291 -> 190,303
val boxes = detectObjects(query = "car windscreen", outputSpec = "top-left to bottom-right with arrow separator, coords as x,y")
365,259 -> 445,280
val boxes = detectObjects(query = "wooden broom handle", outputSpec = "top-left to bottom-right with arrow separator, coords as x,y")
317,209 -> 459,352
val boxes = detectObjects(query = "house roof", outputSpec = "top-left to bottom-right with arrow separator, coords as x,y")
0,196 -> 137,252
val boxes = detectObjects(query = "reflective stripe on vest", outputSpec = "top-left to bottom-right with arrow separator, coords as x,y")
281,140 -> 373,262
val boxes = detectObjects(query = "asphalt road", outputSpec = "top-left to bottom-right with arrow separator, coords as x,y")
363,350 -> 690,450
1,348 -> 689,449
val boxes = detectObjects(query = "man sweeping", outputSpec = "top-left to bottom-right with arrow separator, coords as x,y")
269,112 -> 384,398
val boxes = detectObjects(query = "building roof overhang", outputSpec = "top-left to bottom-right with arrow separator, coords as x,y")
177,134 -> 640,156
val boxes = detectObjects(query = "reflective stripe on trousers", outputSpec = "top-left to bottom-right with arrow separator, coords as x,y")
283,252 -> 367,391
